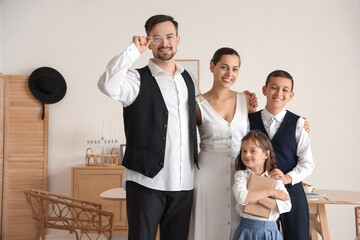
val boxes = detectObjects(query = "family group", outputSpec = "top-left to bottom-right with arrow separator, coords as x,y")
98,14 -> 314,240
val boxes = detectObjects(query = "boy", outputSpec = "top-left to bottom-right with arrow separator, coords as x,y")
248,70 -> 314,240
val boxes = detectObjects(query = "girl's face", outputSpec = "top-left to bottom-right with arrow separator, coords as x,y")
240,139 -> 269,175
210,54 -> 240,89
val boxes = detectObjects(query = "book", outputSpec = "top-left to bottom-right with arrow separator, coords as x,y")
243,174 -> 276,218
306,192 -> 329,200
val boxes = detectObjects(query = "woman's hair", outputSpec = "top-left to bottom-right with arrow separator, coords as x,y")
211,47 -> 241,66
235,130 -> 277,172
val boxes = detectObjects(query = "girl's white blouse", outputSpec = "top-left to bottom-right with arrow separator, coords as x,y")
233,169 -> 292,221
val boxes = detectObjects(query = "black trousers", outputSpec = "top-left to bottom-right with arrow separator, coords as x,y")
280,182 -> 310,240
126,181 -> 193,240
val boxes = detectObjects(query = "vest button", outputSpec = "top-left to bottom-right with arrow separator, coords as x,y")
162,136 -> 166,140
159,162 -> 163,166
164,111 -> 168,116
161,149 -> 165,153
163,124 -> 167,128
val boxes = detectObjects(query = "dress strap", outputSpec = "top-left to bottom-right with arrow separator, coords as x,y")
196,94 -> 206,103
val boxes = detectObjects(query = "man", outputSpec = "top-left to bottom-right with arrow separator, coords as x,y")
98,15 -> 198,240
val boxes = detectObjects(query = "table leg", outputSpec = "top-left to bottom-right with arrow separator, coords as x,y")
317,204 -> 331,240
308,203 -> 331,240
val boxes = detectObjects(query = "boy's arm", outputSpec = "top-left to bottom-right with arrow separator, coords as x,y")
287,117 -> 315,185
98,38 -> 149,107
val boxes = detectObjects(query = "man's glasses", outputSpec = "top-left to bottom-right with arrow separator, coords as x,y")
152,35 -> 176,45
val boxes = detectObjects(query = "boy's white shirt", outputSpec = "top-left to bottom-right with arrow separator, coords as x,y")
261,108 -> 315,185
232,169 -> 292,221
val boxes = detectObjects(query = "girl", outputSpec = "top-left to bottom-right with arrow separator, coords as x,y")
232,130 -> 292,240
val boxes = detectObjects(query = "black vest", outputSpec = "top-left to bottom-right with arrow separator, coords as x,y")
122,66 -> 198,178
248,110 -> 300,174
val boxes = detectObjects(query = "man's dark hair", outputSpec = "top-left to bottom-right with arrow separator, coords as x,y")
145,14 -> 178,36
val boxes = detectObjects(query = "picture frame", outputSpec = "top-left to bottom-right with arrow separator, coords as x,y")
176,59 -> 199,87
120,144 -> 126,163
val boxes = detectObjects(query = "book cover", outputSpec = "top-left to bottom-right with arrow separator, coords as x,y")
243,174 -> 276,218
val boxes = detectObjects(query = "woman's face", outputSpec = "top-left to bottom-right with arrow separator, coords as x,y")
210,54 -> 240,88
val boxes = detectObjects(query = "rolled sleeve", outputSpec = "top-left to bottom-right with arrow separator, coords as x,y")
97,43 -> 141,107
233,171 -> 249,205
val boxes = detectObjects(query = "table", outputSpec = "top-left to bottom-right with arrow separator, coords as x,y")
100,188 -> 160,240
307,189 -> 360,240
100,187 -> 126,200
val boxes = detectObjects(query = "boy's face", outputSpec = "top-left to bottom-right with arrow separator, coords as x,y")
262,77 -> 294,111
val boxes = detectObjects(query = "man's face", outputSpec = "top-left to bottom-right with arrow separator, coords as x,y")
148,21 -> 180,61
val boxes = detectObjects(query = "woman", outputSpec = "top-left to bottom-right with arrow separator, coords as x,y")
189,47 -> 257,240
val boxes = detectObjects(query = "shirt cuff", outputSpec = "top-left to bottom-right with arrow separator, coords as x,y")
287,171 -> 299,185
126,43 -> 141,63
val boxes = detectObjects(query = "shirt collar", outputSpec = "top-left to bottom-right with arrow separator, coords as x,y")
148,59 -> 183,77
245,168 -> 270,178
263,108 -> 287,122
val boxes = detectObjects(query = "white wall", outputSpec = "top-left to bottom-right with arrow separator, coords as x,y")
2,0 -> 360,239
0,0 -> 3,72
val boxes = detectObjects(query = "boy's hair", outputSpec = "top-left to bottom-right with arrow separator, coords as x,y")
144,14 -> 178,36
235,130 -> 277,172
265,70 -> 294,91
211,47 -> 241,66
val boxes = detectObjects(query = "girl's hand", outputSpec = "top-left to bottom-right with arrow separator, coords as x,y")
270,189 -> 290,201
133,36 -> 152,54
270,168 -> 292,184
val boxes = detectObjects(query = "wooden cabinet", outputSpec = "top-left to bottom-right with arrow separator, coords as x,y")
1,74 -> 48,239
71,165 -> 128,235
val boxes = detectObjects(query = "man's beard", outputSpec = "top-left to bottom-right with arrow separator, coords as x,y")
154,47 -> 177,61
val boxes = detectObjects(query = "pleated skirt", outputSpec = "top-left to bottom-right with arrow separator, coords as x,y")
233,217 -> 282,240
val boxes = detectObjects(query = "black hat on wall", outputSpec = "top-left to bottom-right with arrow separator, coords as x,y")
28,67 -> 67,119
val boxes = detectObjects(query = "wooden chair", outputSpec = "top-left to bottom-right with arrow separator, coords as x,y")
356,206 -> 360,240
23,189 -> 114,240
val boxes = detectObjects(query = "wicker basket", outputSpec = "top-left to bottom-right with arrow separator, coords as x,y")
85,148 -> 120,166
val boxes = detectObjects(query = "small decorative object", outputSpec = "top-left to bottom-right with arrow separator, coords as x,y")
303,182 -> 314,193
85,120 -> 120,166
85,147 -> 119,166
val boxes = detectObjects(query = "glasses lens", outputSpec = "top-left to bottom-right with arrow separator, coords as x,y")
152,36 -> 162,45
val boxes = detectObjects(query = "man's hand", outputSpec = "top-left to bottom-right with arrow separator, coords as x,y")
243,90 -> 258,108
270,168 -> 292,185
133,36 -> 152,54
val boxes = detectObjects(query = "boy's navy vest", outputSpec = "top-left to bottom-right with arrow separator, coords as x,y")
248,110 -> 300,174
122,66 -> 198,178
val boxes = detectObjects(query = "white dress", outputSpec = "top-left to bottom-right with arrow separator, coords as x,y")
189,92 -> 249,240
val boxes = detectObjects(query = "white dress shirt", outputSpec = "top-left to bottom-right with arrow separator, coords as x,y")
98,43 -> 195,191
261,108 -> 315,185
233,169 -> 292,221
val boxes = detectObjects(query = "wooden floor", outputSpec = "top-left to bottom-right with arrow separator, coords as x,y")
46,230 -> 128,240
